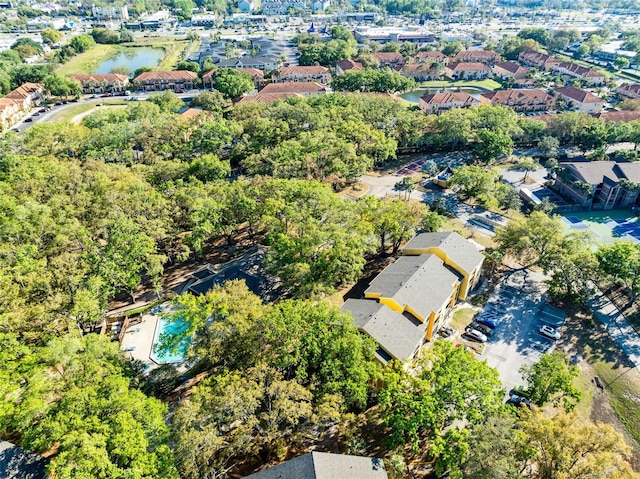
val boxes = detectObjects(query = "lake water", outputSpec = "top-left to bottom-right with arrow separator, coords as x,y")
96,47 -> 164,74
400,87 -> 484,103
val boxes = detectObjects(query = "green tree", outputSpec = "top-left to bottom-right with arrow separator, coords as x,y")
449,165 -> 498,199
573,43 -> 590,59
147,90 -> 185,113
214,68 -> 254,99
517,156 -> 541,182
378,341 -> 504,464
190,90 -> 229,115
110,65 -> 132,76
614,57 -> 630,70
442,41 -> 464,56
520,351 -> 581,410
517,27 -> 551,46
596,241 -> 640,302
518,409 -> 636,479
41,29 -> 62,46
69,34 -> 96,53
537,135 -> 559,159
474,129 -> 513,163
176,60 -> 201,73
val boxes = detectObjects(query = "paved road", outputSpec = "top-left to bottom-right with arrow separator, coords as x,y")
589,284 -> 640,370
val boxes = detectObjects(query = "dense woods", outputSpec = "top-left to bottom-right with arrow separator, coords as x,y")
2,91 -> 640,478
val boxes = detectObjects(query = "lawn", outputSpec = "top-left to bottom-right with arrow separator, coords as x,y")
441,217 -> 497,249
417,79 -> 502,91
56,44 -> 119,76
450,307 -> 476,331
50,99 -> 127,123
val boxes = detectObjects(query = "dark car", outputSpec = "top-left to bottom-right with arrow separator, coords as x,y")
24,117 -> 34,122
507,395 -> 532,408
439,326 -> 455,338
470,322 -> 493,337
475,316 -> 497,329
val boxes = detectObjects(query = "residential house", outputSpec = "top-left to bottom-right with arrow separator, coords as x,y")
244,452 -> 388,479
202,68 -> 264,89
444,62 -> 492,80
492,61 -> 529,80
215,55 -> 281,72
342,232 -> 483,364
554,86 -> 604,113
480,88 -> 554,112
0,440 -> 48,479
454,49 -> 501,65
592,110 -> 640,122
132,70 -> 197,91
0,98 -> 22,132
368,52 -> 405,69
411,51 -> 449,66
259,81 -> 327,96
273,65 -> 331,84
69,73 -> 129,94
551,62 -> 605,86
554,161 -> 640,209
518,50 -> 559,70
616,83 -> 640,100
419,91 -> 480,114
401,62 -> 443,81
336,58 -> 363,75
5,82 -> 44,109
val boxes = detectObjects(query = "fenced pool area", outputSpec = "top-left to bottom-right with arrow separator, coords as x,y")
562,210 -> 640,244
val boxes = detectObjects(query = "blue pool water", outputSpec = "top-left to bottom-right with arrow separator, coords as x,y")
150,317 -> 190,364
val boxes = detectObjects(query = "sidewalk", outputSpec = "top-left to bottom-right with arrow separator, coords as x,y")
588,286 -> 640,370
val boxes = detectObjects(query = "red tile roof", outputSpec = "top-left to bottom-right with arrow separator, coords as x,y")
5,82 -> 44,100
278,65 -> 329,75
133,70 -> 198,81
420,91 -> 479,104
493,61 -> 528,75
447,62 -> 491,71
554,62 -> 603,78
592,111 -> 640,122
412,51 -> 448,61
337,59 -> 363,72
235,67 -> 264,78
236,92 -> 304,104
70,73 -> 128,83
455,50 -> 500,60
481,88 -> 552,103
554,86 -> 603,103
260,81 -> 326,94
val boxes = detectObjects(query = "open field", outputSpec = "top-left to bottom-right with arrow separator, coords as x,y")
57,37 -> 192,76
56,44 -> 119,76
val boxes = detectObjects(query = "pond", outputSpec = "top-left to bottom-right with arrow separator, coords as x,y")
400,87 -> 484,104
96,47 -> 165,74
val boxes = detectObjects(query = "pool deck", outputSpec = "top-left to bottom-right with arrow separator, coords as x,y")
120,312 -> 158,367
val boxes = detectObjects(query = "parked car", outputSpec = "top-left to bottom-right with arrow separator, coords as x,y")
509,385 -> 531,399
507,395 -> 532,408
539,325 -> 561,340
470,322 -> 493,337
463,328 -> 488,343
475,316 -> 497,329
24,117 -> 33,122
439,326 -> 455,338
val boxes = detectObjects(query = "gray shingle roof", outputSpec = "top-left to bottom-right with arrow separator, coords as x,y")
342,299 -> 426,362
244,452 -> 388,479
402,232 -> 484,274
0,441 -> 48,479
365,254 -> 461,320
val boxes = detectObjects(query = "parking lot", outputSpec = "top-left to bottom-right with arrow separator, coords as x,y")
456,270 -> 566,391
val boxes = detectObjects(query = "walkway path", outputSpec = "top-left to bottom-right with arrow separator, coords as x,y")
588,284 -> 640,370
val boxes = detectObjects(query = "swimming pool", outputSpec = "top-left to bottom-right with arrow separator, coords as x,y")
150,317 -> 191,364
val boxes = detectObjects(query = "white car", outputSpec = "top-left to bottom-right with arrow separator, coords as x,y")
464,328 -> 488,343
539,325 -> 561,340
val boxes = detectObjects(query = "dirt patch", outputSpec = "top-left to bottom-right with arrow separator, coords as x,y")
556,302 -> 640,470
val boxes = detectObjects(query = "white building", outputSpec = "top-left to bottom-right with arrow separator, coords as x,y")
92,5 -> 129,21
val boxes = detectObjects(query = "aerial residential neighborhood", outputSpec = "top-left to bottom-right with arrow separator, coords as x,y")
2,1 -> 640,479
